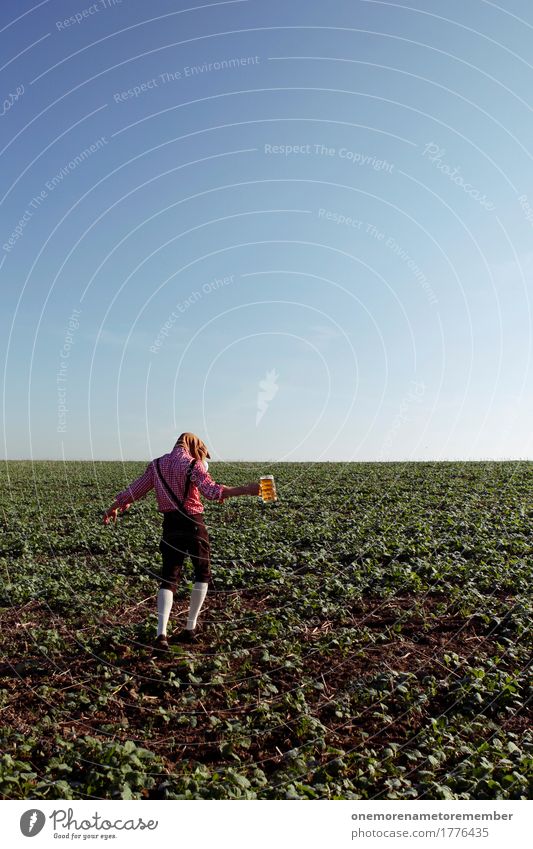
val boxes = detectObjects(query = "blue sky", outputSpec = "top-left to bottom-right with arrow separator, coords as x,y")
1,0 -> 532,461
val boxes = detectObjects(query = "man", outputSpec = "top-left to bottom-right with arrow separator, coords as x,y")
103,432 -> 259,652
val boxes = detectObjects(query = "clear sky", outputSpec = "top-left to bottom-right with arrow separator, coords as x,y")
1,0 -> 532,461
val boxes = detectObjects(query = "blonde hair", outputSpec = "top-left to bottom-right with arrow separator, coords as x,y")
174,431 -> 210,462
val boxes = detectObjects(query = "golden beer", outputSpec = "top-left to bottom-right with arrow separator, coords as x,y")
259,474 -> 277,503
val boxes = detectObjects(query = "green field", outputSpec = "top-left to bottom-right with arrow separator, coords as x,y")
0,460 -> 531,800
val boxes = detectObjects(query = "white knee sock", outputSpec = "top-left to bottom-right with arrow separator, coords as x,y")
186,582 -> 208,630
157,588 -> 174,637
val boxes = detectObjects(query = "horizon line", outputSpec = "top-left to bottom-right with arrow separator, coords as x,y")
2,457 -> 533,463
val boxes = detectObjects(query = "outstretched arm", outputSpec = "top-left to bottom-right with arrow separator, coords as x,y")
189,462 -> 259,502
103,462 -> 154,524
219,482 -> 259,500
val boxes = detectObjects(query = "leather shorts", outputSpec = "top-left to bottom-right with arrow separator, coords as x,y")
159,510 -> 211,588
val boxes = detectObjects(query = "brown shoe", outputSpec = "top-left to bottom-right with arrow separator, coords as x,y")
174,628 -> 197,644
153,635 -> 171,654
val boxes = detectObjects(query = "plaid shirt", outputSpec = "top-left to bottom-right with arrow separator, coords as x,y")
114,446 -> 224,514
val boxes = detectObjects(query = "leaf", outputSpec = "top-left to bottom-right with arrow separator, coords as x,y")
229,772 -> 251,789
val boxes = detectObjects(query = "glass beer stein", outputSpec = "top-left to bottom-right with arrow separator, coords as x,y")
259,474 -> 278,504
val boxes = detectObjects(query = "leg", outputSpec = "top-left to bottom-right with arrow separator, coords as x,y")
156,589 -> 173,637
186,517 -> 212,631
186,583 -> 209,630
157,529 -> 187,637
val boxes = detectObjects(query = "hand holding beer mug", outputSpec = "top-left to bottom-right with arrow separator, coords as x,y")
259,474 -> 278,504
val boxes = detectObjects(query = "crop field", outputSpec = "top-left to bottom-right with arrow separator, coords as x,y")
0,461 -> 531,800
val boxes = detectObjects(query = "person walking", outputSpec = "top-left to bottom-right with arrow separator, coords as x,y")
103,432 -> 259,652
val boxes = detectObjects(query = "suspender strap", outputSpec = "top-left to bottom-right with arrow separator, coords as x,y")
155,457 -> 197,516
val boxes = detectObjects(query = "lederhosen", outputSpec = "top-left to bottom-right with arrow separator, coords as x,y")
156,457 -> 212,590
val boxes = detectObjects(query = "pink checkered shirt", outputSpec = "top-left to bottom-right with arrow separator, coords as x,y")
114,446 -> 224,514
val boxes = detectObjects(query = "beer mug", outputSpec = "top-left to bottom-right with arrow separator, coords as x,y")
259,474 -> 277,504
